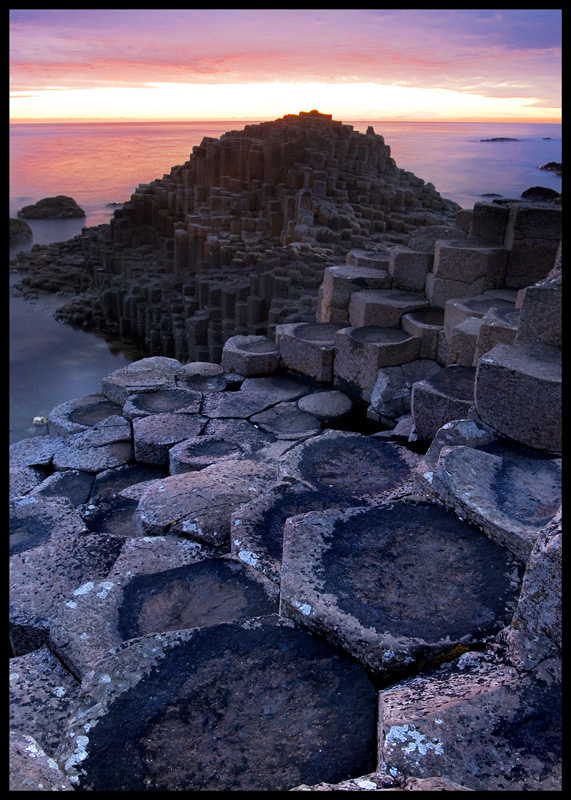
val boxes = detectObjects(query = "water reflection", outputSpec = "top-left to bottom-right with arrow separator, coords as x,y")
10,222 -> 147,445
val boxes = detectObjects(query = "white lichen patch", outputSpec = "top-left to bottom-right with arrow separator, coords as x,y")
356,779 -> 379,789
16,496 -> 38,506
73,582 -> 95,596
96,581 -> 115,599
238,550 -> 259,567
293,600 -> 312,616
54,686 -> 66,697
385,724 -> 443,758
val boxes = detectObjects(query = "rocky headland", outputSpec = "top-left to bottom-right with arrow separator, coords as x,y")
9,111 -> 561,791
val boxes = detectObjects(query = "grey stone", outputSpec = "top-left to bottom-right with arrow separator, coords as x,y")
503,507 -> 562,669
10,731 -> 74,791
101,357 -> 182,405
10,532 -> 125,656
348,289 -> 428,328
56,617 -> 377,791
250,401 -> 322,440
280,499 -> 523,678
10,646 -> 82,757
278,430 -> 419,501
231,481 -> 364,584
134,458 -> 278,547
410,366 -> 476,441
51,415 -> 133,473
334,326 -> 420,397
48,393 -> 124,436
277,321 -> 346,382
297,389 -> 352,421
169,434 -> 245,474
133,412 -> 208,466
10,495 -> 87,557
50,554 -> 279,680
426,443 -> 561,561
122,387 -> 202,420
221,334 -> 280,376
378,650 -> 561,791
475,342 -> 561,454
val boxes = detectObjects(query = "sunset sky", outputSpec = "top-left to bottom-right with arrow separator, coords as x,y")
9,8 -> 561,124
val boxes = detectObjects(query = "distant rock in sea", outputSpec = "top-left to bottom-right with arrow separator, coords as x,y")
480,137 -> 519,142
10,217 -> 33,243
17,195 -> 85,220
538,161 -> 562,176
521,186 -> 561,203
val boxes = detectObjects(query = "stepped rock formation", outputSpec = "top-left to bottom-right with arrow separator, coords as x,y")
11,110 -> 460,363
9,112 -> 561,791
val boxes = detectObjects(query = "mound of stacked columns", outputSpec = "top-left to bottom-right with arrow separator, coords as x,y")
83,110 -> 460,362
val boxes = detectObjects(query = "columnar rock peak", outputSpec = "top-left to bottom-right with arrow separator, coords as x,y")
119,108 -> 459,254
53,110 -> 457,362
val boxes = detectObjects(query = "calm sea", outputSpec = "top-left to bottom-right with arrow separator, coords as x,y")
9,119 -> 561,444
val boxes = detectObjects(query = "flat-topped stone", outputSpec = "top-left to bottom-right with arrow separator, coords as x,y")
133,412 -> 208,466
279,430 -> 419,501
401,306 -> 444,360
473,305 -> 520,362
48,393 -> 124,436
10,495 -> 87,557
428,443 -> 561,561
169,435 -> 245,474
231,481 -> 365,584
122,387 -> 202,420
378,650 -> 561,791
475,342 -> 561,454
444,294 -> 517,340
276,322 -> 347,383
134,458 -> 278,547
51,416 -> 133,473
433,238 -> 508,284
280,499 -> 523,678
203,417 -> 276,455
56,617 -> 377,791
297,389 -> 352,421
317,264 -> 392,323
10,532 -> 124,656
50,554 -> 279,680
334,326 -> 420,398
101,357 -> 182,405
411,365 -> 476,441
221,334 -> 280,376
346,248 -> 390,267
250,401 -> 322,440
348,289 -> 429,328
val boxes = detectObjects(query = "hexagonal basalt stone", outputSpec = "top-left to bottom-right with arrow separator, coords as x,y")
48,393 -> 124,436
221,334 -> 280,376
169,435 -> 245,474
50,555 -> 280,679
10,533 -> 125,656
51,416 -> 133,473
134,458 -> 278,547
276,322 -> 347,382
280,499 -> 524,678
133,412 -> 208,466
250,401 -> 322,440
279,430 -> 419,501
122,387 -> 202,421
428,444 -> 562,561
231,481 -> 365,584
56,617 -> 377,791
10,495 -> 87,557
101,357 -> 182,406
